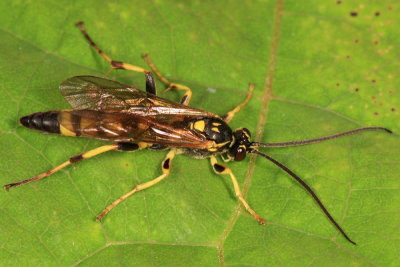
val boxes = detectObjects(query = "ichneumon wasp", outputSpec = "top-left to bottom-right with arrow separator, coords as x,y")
4,22 -> 392,245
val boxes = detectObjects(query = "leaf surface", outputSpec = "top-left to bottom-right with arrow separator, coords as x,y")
1,1 -> 399,266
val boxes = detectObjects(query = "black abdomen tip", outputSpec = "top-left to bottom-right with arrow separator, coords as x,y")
19,115 -> 30,128
19,111 -> 60,134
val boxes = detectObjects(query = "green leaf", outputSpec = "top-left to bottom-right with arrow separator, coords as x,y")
1,1 -> 399,266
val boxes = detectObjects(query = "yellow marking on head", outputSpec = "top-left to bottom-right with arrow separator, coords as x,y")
189,122 -> 194,130
208,147 -> 217,152
212,122 -> 222,126
212,127 -> 220,133
60,125 -> 76,137
238,128 -> 251,139
194,120 -> 205,132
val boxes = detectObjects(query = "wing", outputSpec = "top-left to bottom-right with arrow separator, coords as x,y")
59,76 -> 212,118
60,76 -> 147,110
59,76 -> 218,148
59,110 -> 212,148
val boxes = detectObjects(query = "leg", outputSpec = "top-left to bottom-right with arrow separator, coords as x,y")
210,156 -> 265,224
96,149 -> 177,221
75,21 -> 157,95
142,54 -> 192,105
222,83 -> 254,123
3,143 -> 135,190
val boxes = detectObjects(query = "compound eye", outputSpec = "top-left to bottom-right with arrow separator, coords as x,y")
234,146 -> 246,161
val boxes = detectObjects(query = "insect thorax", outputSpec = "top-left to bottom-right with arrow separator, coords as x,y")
183,117 -> 233,158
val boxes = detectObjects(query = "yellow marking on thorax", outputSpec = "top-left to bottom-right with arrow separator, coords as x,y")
194,120 -> 205,132
229,135 -> 236,147
207,140 -> 231,152
212,127 -> 220,133
217,140 -> 231,147
212,122 -> 221,126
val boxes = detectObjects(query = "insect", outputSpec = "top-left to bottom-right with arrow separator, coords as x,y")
5,22 -> 391,245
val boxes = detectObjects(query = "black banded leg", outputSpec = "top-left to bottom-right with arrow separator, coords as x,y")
210,156 -> 265,224
223,83 -> 254,123
75,21 -> 157,95
116,142 -> 140,151
142,54 -> 192,105
97,149 -> 177,221
4,144 -> 123,191
145,72 -> 157,95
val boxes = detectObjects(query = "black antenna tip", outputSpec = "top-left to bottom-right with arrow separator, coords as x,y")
345,238 -> 357,246
383,128 -> 393,134
4,184 -> 12,191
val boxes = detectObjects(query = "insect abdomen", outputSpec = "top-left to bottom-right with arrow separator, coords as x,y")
20,111 -> 60,134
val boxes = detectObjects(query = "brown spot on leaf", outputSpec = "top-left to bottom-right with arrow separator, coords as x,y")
336,83 -> 340,87
354,39 -> 359,43
374,40 -> 379,45
355,88 -> 359,92
389,90 -> 393,94
372,79 -> 376,83
374,112 -> 379,116
350,11 -> 358,17
372,95 -> 376,99
346,55 -> 350,59
375,11 -> 380,16
391,108 -> 396,112
336,0 -> 341,4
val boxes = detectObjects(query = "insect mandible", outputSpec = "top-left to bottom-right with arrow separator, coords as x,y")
4,21 -> 392,245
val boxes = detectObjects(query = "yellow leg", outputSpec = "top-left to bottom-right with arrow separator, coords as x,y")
142,54 -> 192,105
76,22 -> 158,95
223,83 -> 254,123
76,22 -> 150,74
210,156 -> 265,224
96,149 -> 177,221
4,144 -> 119,191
